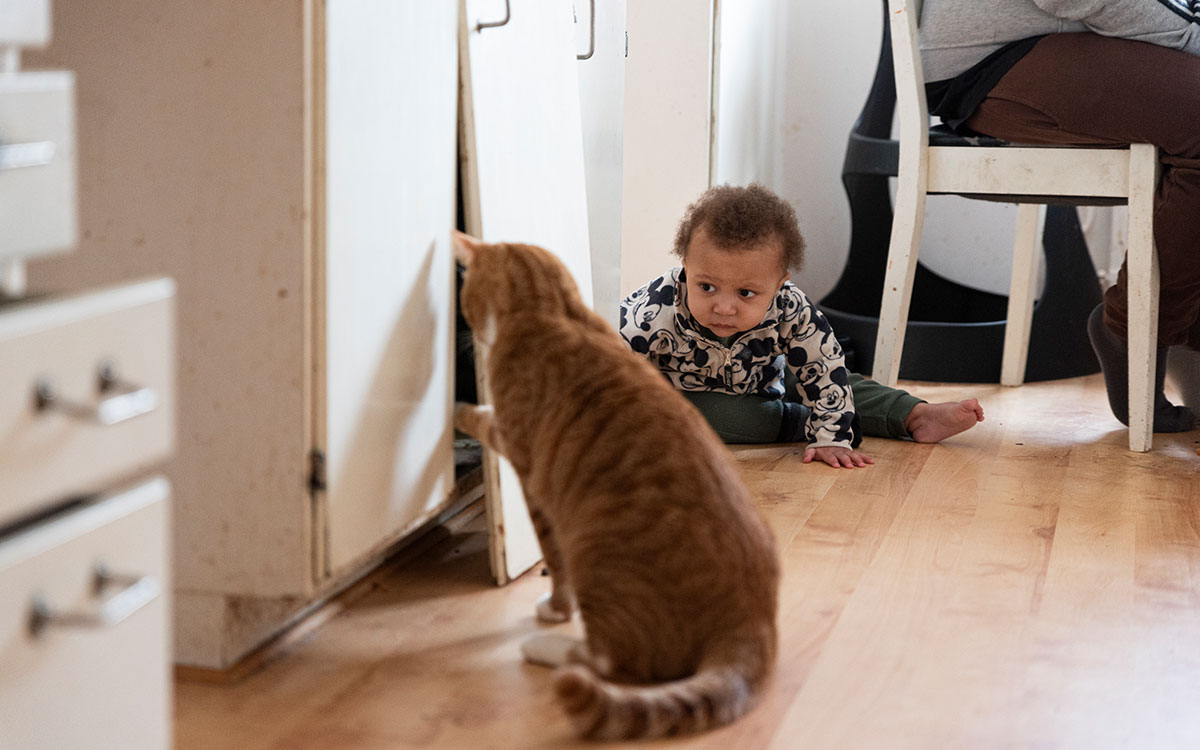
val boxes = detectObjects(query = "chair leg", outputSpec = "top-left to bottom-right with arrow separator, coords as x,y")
1126,143 -> 1159,452
872,180 -> 927,387
1000,204 -> 1044,387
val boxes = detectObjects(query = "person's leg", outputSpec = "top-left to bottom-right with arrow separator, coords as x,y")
965,33 -> 1200,430
1167,346 -> 1200,412
842,373 -> 985,442
1167,316 -> 1200,411
845,373 -> 923,439
679,390 -> 796,444
1086,302 -> 1191,429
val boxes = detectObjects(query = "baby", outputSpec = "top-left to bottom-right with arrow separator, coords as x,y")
620,184 -> 983,468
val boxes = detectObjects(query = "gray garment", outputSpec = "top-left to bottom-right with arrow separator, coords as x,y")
920,0 -> 1200,82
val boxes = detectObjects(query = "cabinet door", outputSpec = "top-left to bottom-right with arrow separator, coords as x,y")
317,0 -> 457,577
575,0 -> 626,326
619,0 -> 713,296
460,0 -> 593,584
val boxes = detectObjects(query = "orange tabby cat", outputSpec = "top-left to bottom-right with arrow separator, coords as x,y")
452,230 -> 780,740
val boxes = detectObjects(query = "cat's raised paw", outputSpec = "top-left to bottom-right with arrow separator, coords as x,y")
454,403 -> 496,443
453,403 -> 476,434
536,592 -> 572,623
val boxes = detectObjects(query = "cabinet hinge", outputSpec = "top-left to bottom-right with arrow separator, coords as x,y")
309,449 -> 327,492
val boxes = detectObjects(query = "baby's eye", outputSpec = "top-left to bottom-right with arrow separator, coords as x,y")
738,289 -> 757,298
698,282 -> 715,293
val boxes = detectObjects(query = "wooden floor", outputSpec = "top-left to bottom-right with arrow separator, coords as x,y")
175,375 -> 1200,749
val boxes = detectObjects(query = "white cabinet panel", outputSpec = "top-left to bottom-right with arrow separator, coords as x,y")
619,0 -> 712,297
575,0 -> 626,327
460,0 -> 593,296
320,0 -> 457,577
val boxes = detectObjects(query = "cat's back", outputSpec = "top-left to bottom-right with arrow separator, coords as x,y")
491,308 -> 726,463
493,309 -> 773,551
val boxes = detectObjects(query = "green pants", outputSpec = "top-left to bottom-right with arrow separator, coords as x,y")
680,373 -> 923,445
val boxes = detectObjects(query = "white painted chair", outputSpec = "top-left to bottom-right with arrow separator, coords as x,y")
875,0 -> 1161,452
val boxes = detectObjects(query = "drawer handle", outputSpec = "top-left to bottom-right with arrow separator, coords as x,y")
35,364 -> 159,426
29,564 -> 160,637
0,140 -> 57,170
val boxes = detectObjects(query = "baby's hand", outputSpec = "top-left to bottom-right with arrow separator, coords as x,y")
803,445 -> 874,468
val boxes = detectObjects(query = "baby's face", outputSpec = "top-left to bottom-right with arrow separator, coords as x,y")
682,226 -> 789,337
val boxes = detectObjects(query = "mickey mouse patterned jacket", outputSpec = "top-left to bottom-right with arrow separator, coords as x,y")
619,267 -> 859,449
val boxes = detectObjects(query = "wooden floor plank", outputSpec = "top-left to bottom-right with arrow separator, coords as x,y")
176,375 -> 1200,749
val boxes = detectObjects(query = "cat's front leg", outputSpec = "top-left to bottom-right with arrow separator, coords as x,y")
536,591 -> 575,624
529,507 -> 575,624
454,403 -> 504,454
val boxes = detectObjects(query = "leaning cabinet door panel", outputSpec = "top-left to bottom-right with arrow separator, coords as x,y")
0,478 -> 171,750
318,1 -> 457,576
459,0 -> 594,583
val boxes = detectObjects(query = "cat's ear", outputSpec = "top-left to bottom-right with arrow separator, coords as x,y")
452,229 -> 485,267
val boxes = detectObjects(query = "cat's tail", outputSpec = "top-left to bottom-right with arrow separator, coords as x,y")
552,640 -> 772,740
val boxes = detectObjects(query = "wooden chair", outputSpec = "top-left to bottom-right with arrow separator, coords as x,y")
874,0 -> 1160,451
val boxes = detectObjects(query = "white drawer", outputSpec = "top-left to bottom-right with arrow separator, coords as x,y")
0,71 -> 77,261
0,477 -> 170,750
0,278 -> 175,528
0,0 -> 51,46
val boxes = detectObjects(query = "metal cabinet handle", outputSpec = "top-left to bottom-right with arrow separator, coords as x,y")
475,0 -> 511,32
35,362 -> 159,426
0,140 -> 56,170
576,0 -> 595,60
29,564 -> 160,637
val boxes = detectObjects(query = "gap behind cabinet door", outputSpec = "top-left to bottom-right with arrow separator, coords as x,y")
459,0 -> 594,585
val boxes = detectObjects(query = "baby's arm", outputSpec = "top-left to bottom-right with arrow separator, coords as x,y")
782,295 -> 866,463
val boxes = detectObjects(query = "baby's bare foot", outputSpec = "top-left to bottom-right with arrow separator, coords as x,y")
907,399 -> 984,443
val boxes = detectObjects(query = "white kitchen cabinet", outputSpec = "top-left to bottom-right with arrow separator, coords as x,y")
27,0 -> 458,669
0,279 -> 175,528
2,4 -> 174,745
0,478 -> 171,750
0,278 -> 176,750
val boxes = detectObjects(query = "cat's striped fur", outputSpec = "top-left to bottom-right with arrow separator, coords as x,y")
453,231 -> 779,740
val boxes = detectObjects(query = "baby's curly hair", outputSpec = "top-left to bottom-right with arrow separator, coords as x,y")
672,183 -> 805,273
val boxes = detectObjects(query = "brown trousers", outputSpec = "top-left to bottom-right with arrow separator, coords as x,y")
965,33 -> 1200,349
